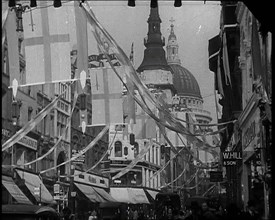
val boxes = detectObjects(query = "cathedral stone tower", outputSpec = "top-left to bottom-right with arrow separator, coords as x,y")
137,7 -> 176,103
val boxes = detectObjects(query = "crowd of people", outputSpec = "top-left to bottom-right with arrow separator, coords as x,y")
168,199 -> 262,220
59,199 -> 262,220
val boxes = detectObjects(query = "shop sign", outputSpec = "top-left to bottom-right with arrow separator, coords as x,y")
242,108 -> 260,162
17,136 -> 37,151
222,151 -> 242,166
243,121 -> 256,149
54,184 -> 60,194
74,169 -> 109,188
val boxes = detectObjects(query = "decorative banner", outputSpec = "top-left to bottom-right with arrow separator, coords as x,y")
112,139 -> 152,180
22,85 -> 79,167
74,0 -> 88,93
124,42 -> 136,128
2,4 -> 9,48
21,1 -> 71,86
70,129 -> 118,178
90,67 -> 123,125
6,9 -> 20,97
222,31 -> 232,86
40,125 -> 109,174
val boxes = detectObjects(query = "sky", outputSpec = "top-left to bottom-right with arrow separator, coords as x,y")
12,0 -> 222,124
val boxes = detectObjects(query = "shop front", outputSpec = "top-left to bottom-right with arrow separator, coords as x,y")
240,102 -> 264,215
71,169 -> 116,220
2,175 -> 32,205
14,168 -> 56,206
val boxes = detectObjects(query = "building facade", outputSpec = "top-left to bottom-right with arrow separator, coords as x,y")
209,2 -> 272,219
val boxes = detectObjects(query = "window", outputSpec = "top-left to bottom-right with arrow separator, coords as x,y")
134,142 -> 139,158
28,106 -> 33,121
124,147 -> 128,156
114,141 -> 122,157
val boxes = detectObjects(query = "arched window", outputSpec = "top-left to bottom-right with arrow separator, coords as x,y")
124,147 -> 128,156
114,141 -> 122,157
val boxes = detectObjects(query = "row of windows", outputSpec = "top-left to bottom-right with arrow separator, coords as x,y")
114,141 -> 159,165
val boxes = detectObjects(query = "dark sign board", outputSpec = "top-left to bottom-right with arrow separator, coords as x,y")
222,151 -> 242,166
209,171 -> 223,182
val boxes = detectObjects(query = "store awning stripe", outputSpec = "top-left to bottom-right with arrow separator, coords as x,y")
15,170 -> 55,204
110,188 -> 134,204
74,182 -> 105,203
129,188 -> 150,204
92,187 -> 117,203
110,188 -> 150,204
2,176 -> 32,205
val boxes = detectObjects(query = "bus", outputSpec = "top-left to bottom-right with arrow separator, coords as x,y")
154,192 -> 181,220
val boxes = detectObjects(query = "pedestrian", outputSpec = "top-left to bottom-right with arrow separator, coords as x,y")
200,202 -> 216,220
88,209 -> 98,220
243,200 -> 261,220
214,205 -> 224,220
177,210 -> 186,219
129,208 -> 134,220
184,201 -> 203,220
223,203 -> 241,220
133,209 -> 139,220
62,207 -> 74,220
137,209 -> 145,220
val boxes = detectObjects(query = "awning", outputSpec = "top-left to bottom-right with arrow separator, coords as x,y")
2,175 -> 32,205
15,169 -> 55,204
145,189 -> 159,200
129,188 -> 150,204
110,187 -> 149,204
92,186 -> 117,203
74,182 -> 105,203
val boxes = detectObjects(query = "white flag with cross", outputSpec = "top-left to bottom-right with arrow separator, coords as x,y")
90,66 -> 124,125
21,2 -> 71,86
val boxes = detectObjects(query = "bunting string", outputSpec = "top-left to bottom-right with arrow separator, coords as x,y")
68,129 -> 118,178
22,83 -> 79,166
139,146 -> 186,187
39,124 -> 109,174
111,139 -> 152,180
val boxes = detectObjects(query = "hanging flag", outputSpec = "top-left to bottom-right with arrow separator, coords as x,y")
129,42 -> 134,64
74,1 -> 88,93
22,2 -> 71,86
125,42 -> 136,131
16,150 -> 25,167
90,67 -> 123,125
217,52 -> 225,97
222,32 -> 232,86
2,4 -> 9,48
6,9 -> 20,97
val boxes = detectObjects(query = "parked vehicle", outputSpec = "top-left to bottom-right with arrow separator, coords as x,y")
2,204 -> 60,220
